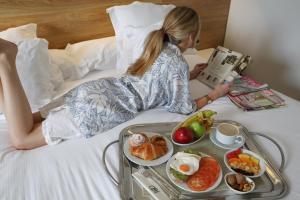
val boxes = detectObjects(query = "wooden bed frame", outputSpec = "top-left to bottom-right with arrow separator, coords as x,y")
0,0 -> 231,49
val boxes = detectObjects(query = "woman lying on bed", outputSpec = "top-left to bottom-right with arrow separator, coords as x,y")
0,6 -> 229,150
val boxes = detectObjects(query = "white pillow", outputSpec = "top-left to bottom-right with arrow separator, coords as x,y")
119,22 -> 163,73
0,24 -> 63,111
50,36 -> 117,80
49,49 -> 81,80
16,38 -> 57,111
0,23 -> 37,44
107,1 -> 175,71
66,36 -> 117,72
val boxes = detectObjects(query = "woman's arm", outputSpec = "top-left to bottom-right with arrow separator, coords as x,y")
195,84 -> 230,109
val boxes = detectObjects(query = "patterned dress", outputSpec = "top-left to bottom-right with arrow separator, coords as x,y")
64,42 -> 197,137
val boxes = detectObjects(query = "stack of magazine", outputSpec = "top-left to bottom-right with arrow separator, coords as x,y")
228,76 -> 285,111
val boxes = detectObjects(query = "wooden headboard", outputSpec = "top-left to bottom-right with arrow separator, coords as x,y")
0,0 -> 231,49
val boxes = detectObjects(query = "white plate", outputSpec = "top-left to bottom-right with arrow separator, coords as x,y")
224,172 -> 255,194
209,129 -> 245,149
123,132 -> 173,167
224,149 -> 266,178
166,152 -> 222,193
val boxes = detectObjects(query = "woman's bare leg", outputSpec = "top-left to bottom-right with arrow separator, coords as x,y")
0,82 -> 4,113
1,82 -> 43,124
0,38 -> 46,149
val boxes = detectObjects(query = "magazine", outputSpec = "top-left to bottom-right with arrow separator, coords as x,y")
195,46 -> 285,111
197,46 -> 251,88
228,89 -> 285,111
229,76 -> 269,96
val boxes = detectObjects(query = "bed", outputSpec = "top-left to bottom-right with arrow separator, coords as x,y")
0,1 -> 300,200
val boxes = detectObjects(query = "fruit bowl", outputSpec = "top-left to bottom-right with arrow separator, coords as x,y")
224,148 -> 266,178
171,110 -> 216,146
171,126 -> 205,146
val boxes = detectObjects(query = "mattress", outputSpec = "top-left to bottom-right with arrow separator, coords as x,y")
0,50 -> 300,200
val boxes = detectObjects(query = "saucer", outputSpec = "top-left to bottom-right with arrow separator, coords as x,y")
209,129 -> 245,149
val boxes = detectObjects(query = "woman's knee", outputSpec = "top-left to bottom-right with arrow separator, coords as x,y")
11,136 -> 31,150
11,136 -> 45,150
11,124 -> 46,150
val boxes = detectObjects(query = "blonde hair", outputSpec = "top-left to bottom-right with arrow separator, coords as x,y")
127,6 -> 200,77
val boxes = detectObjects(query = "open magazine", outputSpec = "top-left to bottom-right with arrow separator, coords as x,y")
197,46 -> 251,88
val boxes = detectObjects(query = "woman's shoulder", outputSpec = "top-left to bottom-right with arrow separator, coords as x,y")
144,42 -> 189,78
157,42 -> 188,68
162,43 -> 189,72
161,42 -> 181,59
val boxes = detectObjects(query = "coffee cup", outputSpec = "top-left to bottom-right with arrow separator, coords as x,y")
215,123 -> 243,145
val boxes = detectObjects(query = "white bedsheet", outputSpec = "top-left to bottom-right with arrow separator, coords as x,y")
1,60 -> 300,200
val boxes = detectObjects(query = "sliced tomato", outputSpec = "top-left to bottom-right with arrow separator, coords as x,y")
187,175 -> 211,191
201,157 -> 217,164
186,157 -> 221,191
200,157 -> 220,174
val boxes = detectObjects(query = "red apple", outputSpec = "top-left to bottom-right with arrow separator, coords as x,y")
173,127 -> 194,144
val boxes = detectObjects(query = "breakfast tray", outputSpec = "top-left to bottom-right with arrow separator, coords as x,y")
103,120 -> 288,199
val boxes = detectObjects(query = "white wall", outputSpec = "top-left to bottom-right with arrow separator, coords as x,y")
224,0 -> 300,100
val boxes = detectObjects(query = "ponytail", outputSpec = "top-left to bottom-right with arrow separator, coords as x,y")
127,28 -> 165,77
127,6 -> 200,77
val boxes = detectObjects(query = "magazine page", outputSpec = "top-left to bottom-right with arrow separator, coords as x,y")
197,46 -> 243,88
229,76 -> 269,96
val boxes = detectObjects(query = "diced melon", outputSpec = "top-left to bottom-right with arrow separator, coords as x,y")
238,153 -> 250,162
228,158 -> 240,165
250,156 -> 260,165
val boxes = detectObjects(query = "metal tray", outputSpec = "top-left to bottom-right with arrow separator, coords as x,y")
103,120 -> 288,200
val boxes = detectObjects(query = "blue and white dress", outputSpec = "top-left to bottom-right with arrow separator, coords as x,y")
41,42 -> 197,144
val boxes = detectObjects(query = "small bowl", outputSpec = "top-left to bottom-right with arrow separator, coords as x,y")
224,148 -> 266,178
224,172 -> 255,194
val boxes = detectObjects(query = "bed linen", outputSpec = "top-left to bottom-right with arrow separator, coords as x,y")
0,54 -> 300,200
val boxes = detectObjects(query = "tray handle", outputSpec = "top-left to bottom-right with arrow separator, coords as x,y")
249,132 -> 285,172
102,140 -> 119,186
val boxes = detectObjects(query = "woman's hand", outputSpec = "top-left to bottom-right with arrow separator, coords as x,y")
208,83 -> 231,100
189,63 -> 207,80
195,83 -> 231,110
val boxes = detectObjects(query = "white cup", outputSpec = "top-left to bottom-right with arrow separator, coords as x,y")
216,123 -> 243,145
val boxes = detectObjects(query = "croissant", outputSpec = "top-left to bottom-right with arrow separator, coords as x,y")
130,135 -> 168,160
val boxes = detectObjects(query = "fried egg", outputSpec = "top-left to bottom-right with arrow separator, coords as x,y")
170,152 -> 201,175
